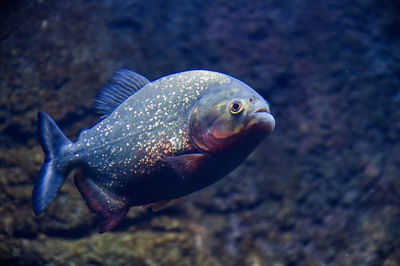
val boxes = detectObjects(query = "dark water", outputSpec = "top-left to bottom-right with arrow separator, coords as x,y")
1,0 -> 400,265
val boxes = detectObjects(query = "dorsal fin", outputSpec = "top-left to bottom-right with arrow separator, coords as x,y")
94,69 -> 150,118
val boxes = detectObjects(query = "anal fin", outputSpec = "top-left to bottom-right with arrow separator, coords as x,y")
99,208 -> 129,234
74,171 -> 129,234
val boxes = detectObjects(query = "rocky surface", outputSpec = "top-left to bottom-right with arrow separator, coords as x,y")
1,0 -> 400,265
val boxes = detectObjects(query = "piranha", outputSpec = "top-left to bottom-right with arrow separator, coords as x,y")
32,69 -> 275,233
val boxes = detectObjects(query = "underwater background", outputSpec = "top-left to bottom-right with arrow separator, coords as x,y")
1,0 -> 400,265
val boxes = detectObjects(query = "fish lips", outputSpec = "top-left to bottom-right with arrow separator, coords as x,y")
246,108 -> 275,135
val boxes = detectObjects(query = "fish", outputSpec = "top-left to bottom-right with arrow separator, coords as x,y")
32,69 -> 275,233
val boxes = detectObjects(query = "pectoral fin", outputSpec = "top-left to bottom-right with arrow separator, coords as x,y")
74,171 -> 129,234
163,153 -> 208,178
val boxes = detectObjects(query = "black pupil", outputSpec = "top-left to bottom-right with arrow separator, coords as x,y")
232,103 -> 240,111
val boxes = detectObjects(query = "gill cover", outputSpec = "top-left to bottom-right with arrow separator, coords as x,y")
189,88 -> 248,154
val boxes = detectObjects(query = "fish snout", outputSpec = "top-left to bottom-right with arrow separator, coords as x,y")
246,102 -> 275,134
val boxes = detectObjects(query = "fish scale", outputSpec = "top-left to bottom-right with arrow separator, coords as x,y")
74,71 -> 229,178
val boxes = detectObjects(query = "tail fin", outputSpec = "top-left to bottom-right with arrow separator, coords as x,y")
32,112 -> 72,215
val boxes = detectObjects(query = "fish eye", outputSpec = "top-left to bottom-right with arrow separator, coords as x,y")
229,101 -> 243,114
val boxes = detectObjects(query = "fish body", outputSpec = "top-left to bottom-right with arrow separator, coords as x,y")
33,69 -> 275,233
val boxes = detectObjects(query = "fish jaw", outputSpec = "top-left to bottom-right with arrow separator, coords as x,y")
246,108 -> 275,136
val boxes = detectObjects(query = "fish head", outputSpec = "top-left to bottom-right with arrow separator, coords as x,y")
189,79 -> 275,155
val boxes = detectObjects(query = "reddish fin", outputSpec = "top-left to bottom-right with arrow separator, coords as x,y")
163,153 -> 208,178
143,198 -> 183,212
74,171 -> 129,234
142,200 -> 170,211
151,200 -> 171,212
99,208 -> 129,234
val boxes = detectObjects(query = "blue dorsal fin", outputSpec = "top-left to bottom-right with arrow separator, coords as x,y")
94,69 -> 150,118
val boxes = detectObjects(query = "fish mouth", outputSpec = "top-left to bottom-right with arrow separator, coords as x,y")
255,107 -> 270,114
247,107 -> 275,133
